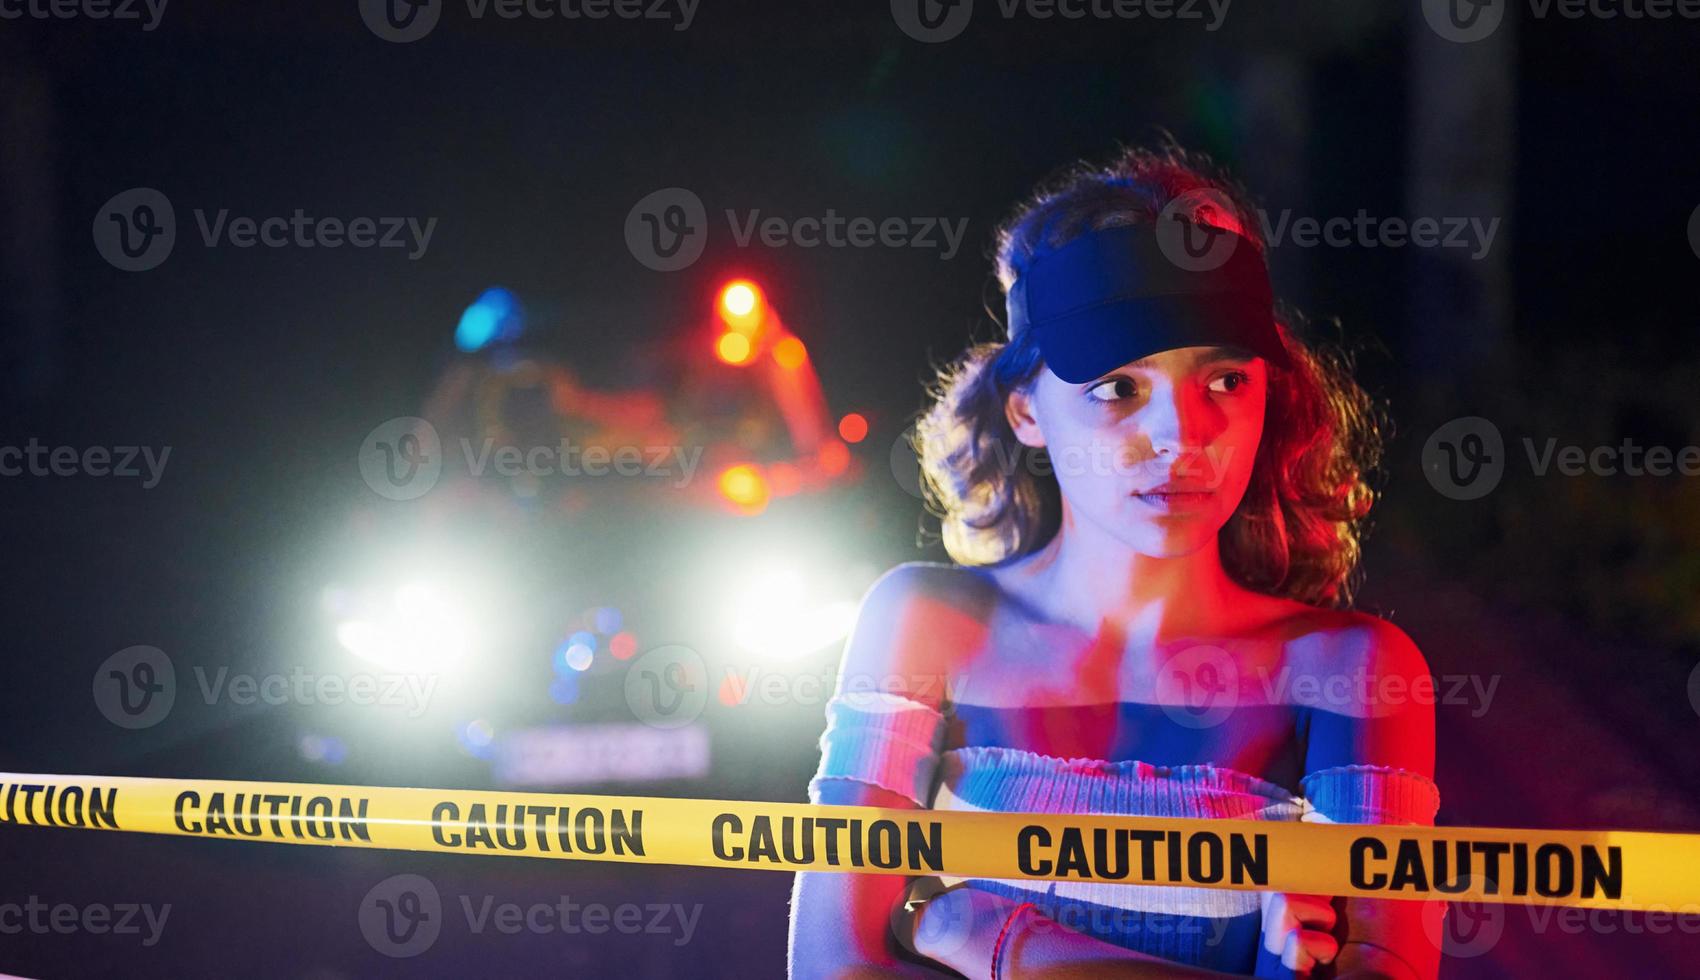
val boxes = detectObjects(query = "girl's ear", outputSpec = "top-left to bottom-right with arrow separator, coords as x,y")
1005,386 -> 1046,448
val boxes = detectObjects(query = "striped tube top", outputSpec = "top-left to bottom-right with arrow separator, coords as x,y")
809,693 -> 1441,973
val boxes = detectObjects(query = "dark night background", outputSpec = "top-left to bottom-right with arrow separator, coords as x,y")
3,1 -> 1700,976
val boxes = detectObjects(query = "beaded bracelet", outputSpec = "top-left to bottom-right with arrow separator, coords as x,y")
989,901 -> 1035,980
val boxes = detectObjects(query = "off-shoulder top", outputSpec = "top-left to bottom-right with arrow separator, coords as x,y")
808,691 -> 1440,974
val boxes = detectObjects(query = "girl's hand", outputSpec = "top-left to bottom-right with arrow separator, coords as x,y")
1259,892 -> 1340,976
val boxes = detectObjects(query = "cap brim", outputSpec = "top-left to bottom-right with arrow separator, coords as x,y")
1034,293 -> 1289,384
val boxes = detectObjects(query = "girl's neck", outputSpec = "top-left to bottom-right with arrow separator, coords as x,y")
1019,511 -> 1242,645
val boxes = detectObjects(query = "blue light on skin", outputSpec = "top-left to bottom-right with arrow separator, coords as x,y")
454,287 -> 522,352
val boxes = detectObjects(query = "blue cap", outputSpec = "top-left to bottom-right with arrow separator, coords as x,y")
1006,222 -> 1288,384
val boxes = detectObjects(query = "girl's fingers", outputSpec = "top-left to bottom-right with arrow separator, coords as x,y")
1282,893 -> 1339,930
1262,892 -> 1341,975
1282,928 -> 1342,974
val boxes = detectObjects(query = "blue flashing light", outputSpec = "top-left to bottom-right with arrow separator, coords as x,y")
455,287 -> 523,352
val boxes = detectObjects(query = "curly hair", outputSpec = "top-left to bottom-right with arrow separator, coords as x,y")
914,144 -> 1383,607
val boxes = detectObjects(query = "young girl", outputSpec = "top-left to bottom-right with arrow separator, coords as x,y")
788,146 -> 1439,979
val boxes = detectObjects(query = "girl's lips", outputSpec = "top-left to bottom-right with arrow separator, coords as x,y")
1131,489 -> 1215,511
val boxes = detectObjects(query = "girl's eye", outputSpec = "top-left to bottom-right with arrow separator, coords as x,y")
1208,370 -> 1253,394
1086,377 -> 1138,403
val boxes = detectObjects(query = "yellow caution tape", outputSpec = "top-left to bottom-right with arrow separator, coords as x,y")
2,773 -> 1695,912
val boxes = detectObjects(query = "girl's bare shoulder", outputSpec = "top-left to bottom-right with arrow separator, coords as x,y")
836,563 -> 1008,702
1250,595 -> 1431,686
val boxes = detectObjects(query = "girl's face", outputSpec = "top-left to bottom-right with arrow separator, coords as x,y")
1006,345 -> 1268,558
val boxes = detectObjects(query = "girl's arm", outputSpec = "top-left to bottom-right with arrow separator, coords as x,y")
788,566 -> 976,978
909,883 -> 1245,978
1296,618 -> 1444,980
789,779 -> 951,978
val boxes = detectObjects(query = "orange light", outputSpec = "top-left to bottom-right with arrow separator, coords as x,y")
715,331 -> 753,365
718,280 -> 765,333
819,441 -> 850,476
772,336 -> 808,370
769,461 -> 802,496
837,412 -> 869,443
718,464 -> 771,513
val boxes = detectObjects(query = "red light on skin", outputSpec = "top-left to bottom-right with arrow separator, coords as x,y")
837,413 -> 869,443
772,336 -> 807,370
718,280 -> 766,334
609,632 -> 637,660
715,331 -> 753,365
819,441 -> 850,476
